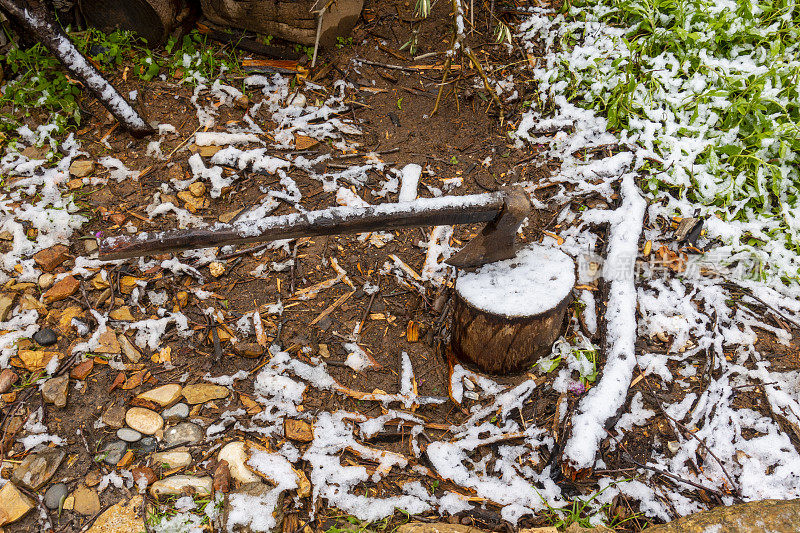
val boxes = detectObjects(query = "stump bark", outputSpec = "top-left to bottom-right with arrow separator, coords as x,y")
201,0 -> 364,47
79,0 -> 183,45
450,245 -> 575,374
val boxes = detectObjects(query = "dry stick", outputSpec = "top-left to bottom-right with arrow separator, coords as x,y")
624,455 -> 725,497
0,1 -> 153,136
638,378 -> 741,500
464,47 -> 505,123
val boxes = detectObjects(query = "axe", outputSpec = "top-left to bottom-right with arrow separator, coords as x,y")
99,186 -> 531,269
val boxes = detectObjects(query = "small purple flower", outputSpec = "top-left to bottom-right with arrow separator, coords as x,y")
568,381 -> 586,395
95,231 -> 103,239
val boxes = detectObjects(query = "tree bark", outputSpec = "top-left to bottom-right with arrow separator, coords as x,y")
200,0 -> 364,47
450,247 -> 574,374
78,0 -> 183,45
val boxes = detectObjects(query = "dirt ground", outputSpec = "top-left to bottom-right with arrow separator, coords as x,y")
1,1 -> 797,532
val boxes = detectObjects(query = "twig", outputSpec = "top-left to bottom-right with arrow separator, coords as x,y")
625,455 -> 725,497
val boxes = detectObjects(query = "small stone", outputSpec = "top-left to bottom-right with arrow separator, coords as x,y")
233,342 -> 264,358
162,403 -> 190,421
84,239 -> 99,254
152,450 -> 192,469
72,486 -> 101,515
117,450 -> 135,469
84,470 -> 103,487
43,275 -> 80,304
118,335 -> 142,363
99,441 -> 128,466
0,294 -> 14,321
96,327 -> 121,354
129,436 -> 158,454
294,134 -> 318,150
69,159 -> 95,177
119,276 -> 142,295
182,383 -> 229,404
56,306 -> 83,333
163,422 -> 203,446
178,190 -> 210,213
19,294 -> 47,317
208,262 -> 225,278
16,349 -> 61,371
116,428 -> 142,442
188,182 -> 206,197
284,419 -> 313,442
44,482 -> 69,510
125,407 -> 164,435
136,384 -> 182,407
287,93 -> 307,107
11,448 -> 66,490
38,273 -> 55,289
109,306 -> 135,321
0,368 -> 18,394
33,327 -> 58,347
70,359 -> 94,380
41,375 -> 69,408
85,495 -> 143,533
667,441 -> 680,454
130,467 -> 157,487
175,291 -> 189,307
33,245 -> 69,272
218,442 -> 260,483
0,482 -> 35,526
102,404 -> 127,428
149,475 -> 213,499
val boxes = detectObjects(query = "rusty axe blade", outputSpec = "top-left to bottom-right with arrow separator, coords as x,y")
99,187 -> 531,267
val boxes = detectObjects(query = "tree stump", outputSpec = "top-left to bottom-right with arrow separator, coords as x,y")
200,0 -> 364,47
451,245 -> 575,374
79,0 -> 183,45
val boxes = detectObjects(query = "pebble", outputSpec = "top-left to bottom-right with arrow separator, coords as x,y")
218,442 -> 260,483
41,375 -> 69,408
181,383 -> 229,404
137,384 -> 182,407
118,334 -> 142,363
0,368 -> 18,394
11,448 -> 66,490
125,407 -> 164,435
38,273 -> 55,289
43,482 -> 69,510
116,428 -> 142,443
33,327 -> 58,347
163,422 -> 204,446
151,450 -> 192,469
149,475 -> 212,499
162,402 -> 190,421
130,467 -> 157,487
99,441 -> 128,466
130,436 -> 158,454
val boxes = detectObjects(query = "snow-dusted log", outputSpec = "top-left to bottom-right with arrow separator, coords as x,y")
562,174 -> 646,474
1,0 -> 154,137
201,0 -> 364,47
79,0 -> 182,45
451,244 -> 575,374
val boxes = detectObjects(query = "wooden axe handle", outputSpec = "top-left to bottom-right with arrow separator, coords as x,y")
100,192 -> 507,260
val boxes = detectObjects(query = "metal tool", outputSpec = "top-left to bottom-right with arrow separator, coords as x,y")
99,186 -> 532,268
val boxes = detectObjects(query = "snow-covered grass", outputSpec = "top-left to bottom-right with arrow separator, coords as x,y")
514,0 -> 800,521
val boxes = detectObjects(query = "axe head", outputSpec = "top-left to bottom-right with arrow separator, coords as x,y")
445,186 -> 532,269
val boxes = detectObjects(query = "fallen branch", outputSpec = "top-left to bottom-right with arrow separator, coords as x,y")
0,0 -> 154,137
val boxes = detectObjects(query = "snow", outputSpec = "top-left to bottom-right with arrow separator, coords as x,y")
456,244 -> 575,317
398,164 -> 422,202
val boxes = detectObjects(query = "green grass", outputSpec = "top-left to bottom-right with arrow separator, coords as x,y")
525,0 -> 800,287
0,28 -> 245,138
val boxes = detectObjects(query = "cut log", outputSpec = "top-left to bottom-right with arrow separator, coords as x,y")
450,245 -> 575,374
200,0 -> 364,47
79,0 -> 183,45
